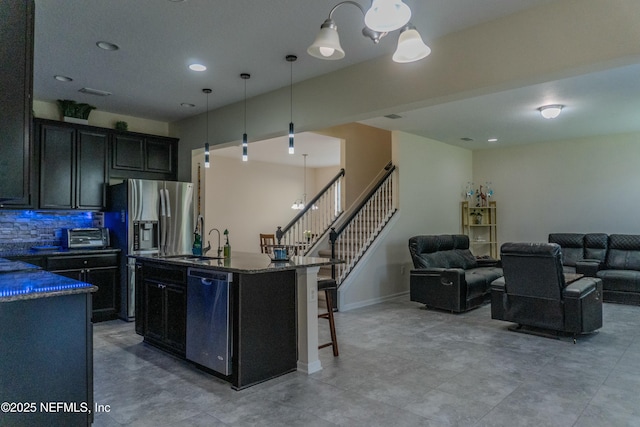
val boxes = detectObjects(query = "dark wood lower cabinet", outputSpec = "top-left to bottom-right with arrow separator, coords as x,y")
10,251 -> 121,322
135,259 -> 298,390
138,262 -> 187,356
0,291 -> 93,427
54,266 -> 118,322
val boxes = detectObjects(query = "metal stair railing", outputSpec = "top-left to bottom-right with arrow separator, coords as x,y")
276,168 -> 345,254
329,164 -> 397,285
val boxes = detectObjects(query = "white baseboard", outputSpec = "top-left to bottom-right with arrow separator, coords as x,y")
340,290 -> 409,312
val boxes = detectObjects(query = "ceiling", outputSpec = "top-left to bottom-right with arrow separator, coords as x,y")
33,0 -> 640,159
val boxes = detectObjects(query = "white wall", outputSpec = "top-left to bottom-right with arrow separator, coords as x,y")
473,132 -> 640,245
339,131 -> 472,310
198,152 -> 317,253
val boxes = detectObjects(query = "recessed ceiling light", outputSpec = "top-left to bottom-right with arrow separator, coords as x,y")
180,103 -> 195,108
96,41 -> 119,51
54,75 -> 73,82
384,113 -> 403,119
488,138 -> 498,142
189,63 -> 207,72
460,137 -> 474,142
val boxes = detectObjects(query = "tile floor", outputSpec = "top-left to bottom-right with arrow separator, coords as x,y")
93,298 -> 640,426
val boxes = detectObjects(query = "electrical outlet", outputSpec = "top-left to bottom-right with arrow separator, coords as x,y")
309,288 -> 316,302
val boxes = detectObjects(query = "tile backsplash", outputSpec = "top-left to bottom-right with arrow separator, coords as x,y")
0,210 -> 97,251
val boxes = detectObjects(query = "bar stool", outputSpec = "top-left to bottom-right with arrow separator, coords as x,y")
317,277 -> 339,357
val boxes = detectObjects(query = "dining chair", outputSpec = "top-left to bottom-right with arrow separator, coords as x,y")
260,233 -> 276,254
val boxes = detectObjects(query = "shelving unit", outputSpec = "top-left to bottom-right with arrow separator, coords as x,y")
461,200 -> 498,258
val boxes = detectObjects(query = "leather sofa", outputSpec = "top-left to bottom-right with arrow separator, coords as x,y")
409,234 -> 502,312
548,233 -> 640,305
491,242 -> 603,339
548,233 -> 608,274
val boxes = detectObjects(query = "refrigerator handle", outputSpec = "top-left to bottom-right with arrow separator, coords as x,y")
164,189 -> 172,218
159,189 -> 167,253
159,189 -> 166,217
164,189 -> 172,253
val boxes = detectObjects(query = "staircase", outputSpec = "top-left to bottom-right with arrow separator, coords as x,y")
277,163 -> 398,311
318,163 -> 398,309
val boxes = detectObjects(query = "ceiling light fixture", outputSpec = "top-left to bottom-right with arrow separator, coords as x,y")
392,24 -> 431,63
538,104 -> 564,119
240,73 -> 251,162
365,0 -> 411,32
54,75 -> 73,82
308,0 -> 429,63
488,138 -> 498,142
189,63 -> 207,72
96,41 -> 119,51
180,103 -> 195,108
203,88 -> 212,169
286,55 -> 297,155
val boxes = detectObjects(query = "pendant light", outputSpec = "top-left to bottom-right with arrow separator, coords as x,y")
240,73 -> 250,161
286,55 -> 297,154
202,88 -> 212,168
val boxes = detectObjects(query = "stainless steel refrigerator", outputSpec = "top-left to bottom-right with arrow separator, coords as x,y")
106,179 -> 194,321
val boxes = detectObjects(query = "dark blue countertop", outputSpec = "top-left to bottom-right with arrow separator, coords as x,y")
0,258 -> 96,302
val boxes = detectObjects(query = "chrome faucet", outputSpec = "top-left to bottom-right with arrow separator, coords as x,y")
206,228 -> 222,257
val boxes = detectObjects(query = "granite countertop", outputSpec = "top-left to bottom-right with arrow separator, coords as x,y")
132,251 -> 342,274
0,247 -> 121,258
0,258 -> 96,303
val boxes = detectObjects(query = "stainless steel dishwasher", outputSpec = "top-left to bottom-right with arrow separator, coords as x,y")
186,268 -> 232,375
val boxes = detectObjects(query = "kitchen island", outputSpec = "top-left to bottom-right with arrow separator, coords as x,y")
133,251 -> 339,389
0,258 -> 96,427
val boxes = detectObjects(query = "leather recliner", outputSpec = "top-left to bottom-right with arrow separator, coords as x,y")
409,234 -> 502,312
491,242 -> 603,338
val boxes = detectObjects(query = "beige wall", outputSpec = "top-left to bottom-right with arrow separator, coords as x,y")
313,166 -> 342,196
473,132 -> 640,245
34,100 -> 169,136
195,150 -> 318,253
317,123 -> 391,207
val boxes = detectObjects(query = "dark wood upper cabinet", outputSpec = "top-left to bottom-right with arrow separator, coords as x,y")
38,121 -> 108,210
0,0 -> 34,206
146,138 -> 174,174
112,134 -> 145,171
111,133 -> 177,180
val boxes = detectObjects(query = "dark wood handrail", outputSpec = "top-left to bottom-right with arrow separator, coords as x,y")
277,168 -> 345,241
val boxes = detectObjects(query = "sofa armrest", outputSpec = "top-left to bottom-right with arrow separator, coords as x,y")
409,268 -> 467,312
563,277 -> 599,299
575,260 -> 602,276
476,257 -> 501,268
490,276 -> 505,291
